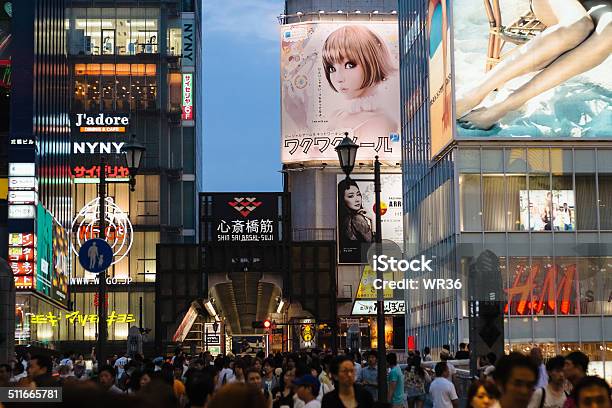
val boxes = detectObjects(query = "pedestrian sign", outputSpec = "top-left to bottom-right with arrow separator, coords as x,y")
78,238 -> 113,273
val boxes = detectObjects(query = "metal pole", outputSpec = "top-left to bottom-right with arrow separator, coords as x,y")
139,296 -> 143,330
374,156 -> 387,403
97,157 -> 108,367
205,325 -> 208,353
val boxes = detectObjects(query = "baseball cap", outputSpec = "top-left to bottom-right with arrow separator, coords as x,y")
293,375 -> 321,393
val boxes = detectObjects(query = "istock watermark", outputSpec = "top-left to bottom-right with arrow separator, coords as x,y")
371,254 -> 463,290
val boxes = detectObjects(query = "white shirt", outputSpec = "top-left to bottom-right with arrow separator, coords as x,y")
304,400 -> 321,408
429,377 -> 458,408
528,385 -> 567,408
536,364 -> 549,389
354,362 -> 362,380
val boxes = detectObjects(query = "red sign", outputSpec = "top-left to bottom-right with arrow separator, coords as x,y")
79,225 -> 126,241
407,335 -> 416,351
181,73 -> 194,120
505,262 -> 577,315
72,165 -> 130,179
8,247 -> 34,262
11,261 -> 34,276
9,233 -> 35,247
14,276 -> 33,289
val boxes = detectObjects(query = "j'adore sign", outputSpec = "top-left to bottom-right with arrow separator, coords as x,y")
75,113 -> 130,133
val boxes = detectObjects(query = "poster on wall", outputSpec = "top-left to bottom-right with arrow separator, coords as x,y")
453,0 -> 611,139
428,0 -> 453,159
52,220 -> 69,304
281,22 -> 401,164
519,190 -> 575,231
36,204 -> 53,297
337,174 -> 403,264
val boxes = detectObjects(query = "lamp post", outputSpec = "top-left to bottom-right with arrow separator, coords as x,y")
96,134 -> 145,367
335,133 -> 387,404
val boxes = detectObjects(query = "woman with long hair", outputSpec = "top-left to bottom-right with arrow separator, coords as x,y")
466,379 -> 499,408
404,357 -> 431,408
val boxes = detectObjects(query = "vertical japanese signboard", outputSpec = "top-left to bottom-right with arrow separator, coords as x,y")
182,73 -> 194,122
210,194 -> 280,243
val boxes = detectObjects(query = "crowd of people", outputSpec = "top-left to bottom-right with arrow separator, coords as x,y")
0,345 -> 610,408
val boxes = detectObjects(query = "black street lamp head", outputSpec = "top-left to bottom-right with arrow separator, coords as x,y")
335,132 -> 359,177
122,134 -> 146,191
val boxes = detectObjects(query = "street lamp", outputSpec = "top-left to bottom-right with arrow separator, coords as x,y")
335,133 -> 387,404
123,134 -> 146,191
95,135 -> 145,367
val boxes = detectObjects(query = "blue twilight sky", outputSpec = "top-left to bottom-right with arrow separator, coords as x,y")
201,0 -> 285,192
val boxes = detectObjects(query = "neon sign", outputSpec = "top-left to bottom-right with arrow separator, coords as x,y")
505,262 -> 577,315
182,73 -> 193,121
71,197 -> 133,266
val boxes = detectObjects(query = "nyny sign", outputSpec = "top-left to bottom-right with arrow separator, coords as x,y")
181,13 -> 195,67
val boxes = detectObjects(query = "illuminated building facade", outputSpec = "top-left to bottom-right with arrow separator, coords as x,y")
57,0 -> 201,352
399,0 -> 612,382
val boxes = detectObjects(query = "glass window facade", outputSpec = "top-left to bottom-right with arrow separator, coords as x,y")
73,63 -> 157,111
399,0 -> 611,383
67,8 -> 160,55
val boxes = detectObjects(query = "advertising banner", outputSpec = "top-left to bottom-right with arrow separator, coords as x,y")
52,220 -> 70,304
36,204 -> 53,297
453,0 -> 611,140
281,22 -> 401,164
210,193 -> 280,243
519,190 -> 575,231
337,174 -> 403,264
182,73 -> 194,121
428,0 -> 453,159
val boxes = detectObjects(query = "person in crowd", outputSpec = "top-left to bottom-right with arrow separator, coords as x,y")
429,362 -> 459,408
319,355 -> 335,396
531,347 -> 549,389
493,352 -> 539,408
28,354 -> 58,387
216,356 -> 234,388
528,356 -> 567,408
387,353 -> 405,408
423,347 -> 433,362
263,358 -> 280,393
272,368 -> 296,408
60,351 -> 74,369
98,364 -> 123,394
232,358 -> 246,383
467,379 -> 499,408
357,351 -> 378,401
248,367 -> 273,406
564,352 -> 590,408
455,343 -> 470,360
294,374 -> 322,408
322,355 -> 373,408
10,361 -> 27,383
0,364 -> 12,387
573,376 -> 611,408
185,369 -> 215,408
208,382 -> 268,408
405,355 -> 430,408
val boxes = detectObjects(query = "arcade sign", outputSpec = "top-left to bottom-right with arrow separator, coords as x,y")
71,197 -> 133,267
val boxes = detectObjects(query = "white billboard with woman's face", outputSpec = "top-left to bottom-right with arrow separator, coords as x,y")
281,22 -> 401,164
453,0 -> 611,139
337,174 -> 403,264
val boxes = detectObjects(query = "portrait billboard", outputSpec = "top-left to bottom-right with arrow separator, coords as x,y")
428,0 -> 453,159
281,22 -> 401,164
452,0 -> 611,140
337,174 -> 403,264
52,220 -> 70,304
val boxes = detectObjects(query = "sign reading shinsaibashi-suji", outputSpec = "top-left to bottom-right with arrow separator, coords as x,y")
211,194 -> 279,242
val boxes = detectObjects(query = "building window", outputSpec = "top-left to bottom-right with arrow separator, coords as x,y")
73,63 -> 157,111
67,8 -> 160,56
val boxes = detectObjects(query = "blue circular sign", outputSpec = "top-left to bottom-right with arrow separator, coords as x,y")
78,238 -> 113,273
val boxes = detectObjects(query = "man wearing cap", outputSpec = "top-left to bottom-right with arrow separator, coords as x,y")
295,374 -> 322,408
